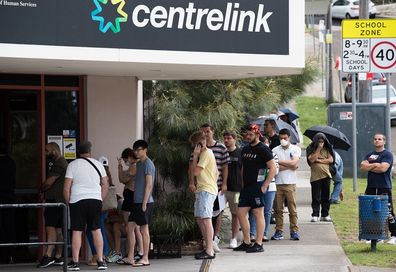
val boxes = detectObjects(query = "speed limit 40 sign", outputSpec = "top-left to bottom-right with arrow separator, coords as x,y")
371,39 -> 396,72
342,19 -> 396,73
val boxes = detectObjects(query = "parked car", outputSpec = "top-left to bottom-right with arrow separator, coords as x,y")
332,0 -> 377,19
344,73 -> 387,103
371,85 -> 396,126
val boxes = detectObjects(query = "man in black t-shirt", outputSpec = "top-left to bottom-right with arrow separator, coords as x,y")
223,131 -> 242,249
233,125 -> 276,253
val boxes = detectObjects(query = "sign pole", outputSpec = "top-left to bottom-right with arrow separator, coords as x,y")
386,73 -> 392,151
352,73 -> 358,192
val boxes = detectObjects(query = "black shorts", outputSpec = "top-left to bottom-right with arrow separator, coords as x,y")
128,203 -> 154,226
69,199 -> 102,231
238,183 -> 265,209
121,189 -> 134,212
44,204 -> 63,228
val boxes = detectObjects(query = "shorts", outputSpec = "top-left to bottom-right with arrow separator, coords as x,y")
128,203 -> 154,226
44,204 -> 63,228
194,191 -> 217,219
121,188 -> 134,212
225,191 -> 240,215
69,199 -> 102,231
238,183 -> 265,209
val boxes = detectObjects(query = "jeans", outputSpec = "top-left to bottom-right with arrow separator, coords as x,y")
86,212 -> 108,256
330,179 -> 343,202
249,190 -> 276,237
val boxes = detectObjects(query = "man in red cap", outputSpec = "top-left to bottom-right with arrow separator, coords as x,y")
234,125 -> 276,253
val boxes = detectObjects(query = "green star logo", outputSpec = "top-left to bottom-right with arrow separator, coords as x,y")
91,0 -> 128,34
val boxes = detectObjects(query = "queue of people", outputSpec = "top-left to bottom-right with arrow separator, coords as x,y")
33,118 -> 396,270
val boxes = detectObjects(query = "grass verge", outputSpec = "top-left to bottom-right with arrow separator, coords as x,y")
295,96 -> 328,148
330,178 -> 396,268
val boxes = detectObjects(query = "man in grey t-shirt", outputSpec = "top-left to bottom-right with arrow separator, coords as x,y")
124,140 -> 155,267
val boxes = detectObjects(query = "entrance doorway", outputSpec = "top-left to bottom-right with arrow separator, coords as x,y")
0,90 -> 40,262
0,74 -> 83,264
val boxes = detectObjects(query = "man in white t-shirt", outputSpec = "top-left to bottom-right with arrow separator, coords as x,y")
271,129 -> 301,241
63,141 -> 109,271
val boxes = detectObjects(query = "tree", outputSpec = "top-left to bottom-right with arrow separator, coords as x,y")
146,59 -> 318,237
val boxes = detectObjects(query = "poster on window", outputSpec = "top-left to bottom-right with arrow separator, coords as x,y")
63,138 -> 76,160
47,135 -> 63,155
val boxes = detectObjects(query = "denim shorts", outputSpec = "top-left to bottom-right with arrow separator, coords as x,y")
194,191 -> 217,219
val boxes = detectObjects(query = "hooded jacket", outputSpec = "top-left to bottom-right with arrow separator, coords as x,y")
306,132 -> 335,167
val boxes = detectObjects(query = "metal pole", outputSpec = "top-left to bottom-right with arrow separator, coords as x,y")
63,204 -> 68,272
352,73 -> 358,192
326,3 -> 334,103
386,73 -> 392,150
359,0 -> 370,102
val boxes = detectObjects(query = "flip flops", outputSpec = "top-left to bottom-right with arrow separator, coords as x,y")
116,258 -> 134,265
132,262 -> 150,267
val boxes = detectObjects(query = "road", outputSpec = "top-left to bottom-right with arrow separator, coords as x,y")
330,18 -> 396,154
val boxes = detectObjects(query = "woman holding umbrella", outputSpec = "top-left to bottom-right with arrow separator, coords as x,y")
306,133 -> 335,223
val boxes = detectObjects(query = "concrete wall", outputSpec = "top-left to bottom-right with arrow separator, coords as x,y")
86,75 -> 142,193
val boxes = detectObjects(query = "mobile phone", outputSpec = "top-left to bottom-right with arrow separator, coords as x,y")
197,143 -> 203,148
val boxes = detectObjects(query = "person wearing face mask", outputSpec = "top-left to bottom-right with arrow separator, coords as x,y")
271,129 -> 301,241
306,133 -> 334,223
37,142 -> 68,268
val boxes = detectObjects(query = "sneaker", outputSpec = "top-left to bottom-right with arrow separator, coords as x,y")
290,231 -> 300,241
194,251 -> 215,260
262,236 -> 269,242
213,236 -> 221,253
37,255 -> 55,268
106,252 -> 122,263
246,242 -> 264,253
320,216 -> 332,222
134,253 -> 144,261
233,242 -> 252,251
387,236 -> 396,245
97,260 -> 107,270
67,261 -> 80,271
271,231 -> 284,240
229,238 -> 238,249
311,216 -> 319,222
53,257 -> 64,266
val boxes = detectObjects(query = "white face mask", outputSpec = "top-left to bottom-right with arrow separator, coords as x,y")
280,139 -> 289,147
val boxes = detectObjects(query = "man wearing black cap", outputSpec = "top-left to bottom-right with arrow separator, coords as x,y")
63,141 -> 109,270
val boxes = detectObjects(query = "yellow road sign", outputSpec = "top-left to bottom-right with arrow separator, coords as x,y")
342,19 -> 396,38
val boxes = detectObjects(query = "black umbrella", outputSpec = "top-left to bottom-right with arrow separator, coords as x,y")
303,125 -> 351,151
250,116 -> 300,144
279,108 -> 299,122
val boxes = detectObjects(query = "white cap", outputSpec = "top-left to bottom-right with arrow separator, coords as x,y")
98,156 -> 109,166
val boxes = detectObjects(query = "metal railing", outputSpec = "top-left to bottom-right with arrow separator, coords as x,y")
0,203 -> 68,272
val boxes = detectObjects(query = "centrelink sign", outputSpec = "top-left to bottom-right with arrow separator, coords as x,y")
0,0 -> 289,55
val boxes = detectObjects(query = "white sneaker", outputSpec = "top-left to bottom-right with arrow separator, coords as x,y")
229,238 -> 237,249
213,236 -> 221,252
387,236 -> 396,245
311,216 -> 319,222
320,216 -> 332,222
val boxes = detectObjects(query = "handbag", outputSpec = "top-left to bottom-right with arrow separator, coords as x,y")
102,186 -> 118,211
80,157 -> 118,211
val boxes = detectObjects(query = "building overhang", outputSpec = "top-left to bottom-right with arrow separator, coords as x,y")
0,0 -> 305,80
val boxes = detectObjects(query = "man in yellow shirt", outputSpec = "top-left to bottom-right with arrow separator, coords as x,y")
189,131 -> 218,260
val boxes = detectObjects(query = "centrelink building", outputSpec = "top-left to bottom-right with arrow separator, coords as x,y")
0,0 -> 304,262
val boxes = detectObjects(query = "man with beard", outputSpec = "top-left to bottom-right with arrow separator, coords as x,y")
234,124 -> 276,253
37,142 -> 68,268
